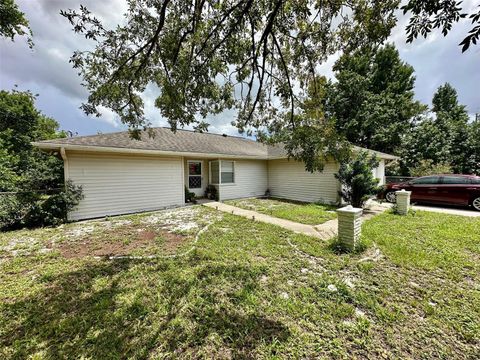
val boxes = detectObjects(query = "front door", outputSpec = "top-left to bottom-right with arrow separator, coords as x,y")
188,160 -> 203,197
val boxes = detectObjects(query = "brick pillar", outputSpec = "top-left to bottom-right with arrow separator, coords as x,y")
395,189 -> 411,215
336,205 -> 363,251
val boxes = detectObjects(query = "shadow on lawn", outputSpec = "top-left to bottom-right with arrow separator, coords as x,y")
1,257 -> 290,358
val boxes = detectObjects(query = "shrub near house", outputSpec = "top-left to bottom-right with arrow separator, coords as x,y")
335,151 -> 380,208
0,90 -> 82,229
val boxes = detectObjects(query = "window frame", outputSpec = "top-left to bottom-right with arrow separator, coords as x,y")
209,160 -> 235,185
187,160 -> 203,189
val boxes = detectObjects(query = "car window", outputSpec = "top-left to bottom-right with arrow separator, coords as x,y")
441,176 -> 471,184
471,178 -> 480,184
411,176 -> 440,185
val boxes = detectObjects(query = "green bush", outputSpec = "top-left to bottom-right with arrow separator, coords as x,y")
410,159 -> 452,177
335,151 -> 380,208
204,185 -> 218,200
0,180 -> 83,230
184,186 -> 197,204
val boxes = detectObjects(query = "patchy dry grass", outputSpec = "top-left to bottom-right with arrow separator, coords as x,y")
0,207 -> 479,359
225,197 -> 337,225
0,206 -> 219,260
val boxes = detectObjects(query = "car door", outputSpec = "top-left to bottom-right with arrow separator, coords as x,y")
436,175 -> 471,206
408,176 -> 441,203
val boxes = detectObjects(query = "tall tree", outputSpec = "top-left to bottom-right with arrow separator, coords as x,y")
466,118 -> 480,174
0,0 -> 32,47
328,44 -> 425,154
60,1 -> 477,171
400,83 -> 473,174
0,90 -> 66,192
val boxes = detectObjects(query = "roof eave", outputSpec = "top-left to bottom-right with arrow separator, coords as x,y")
31,142 -> 272,160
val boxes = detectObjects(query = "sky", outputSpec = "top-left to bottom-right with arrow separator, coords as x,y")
1,0 -> 479,136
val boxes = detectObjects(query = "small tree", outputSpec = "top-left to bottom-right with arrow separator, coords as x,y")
335,151 -> 380,208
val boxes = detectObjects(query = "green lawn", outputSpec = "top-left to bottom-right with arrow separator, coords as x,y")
225,197 -> 337,225
1,207 -> 479,358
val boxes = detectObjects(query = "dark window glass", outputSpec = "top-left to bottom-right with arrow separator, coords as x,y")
412,176 -> 440,185
442,176 -> 470,184
470,178 -> 480,184
210,161 -> 219,184
189,162 -> 202,175
221,161 -> 234,184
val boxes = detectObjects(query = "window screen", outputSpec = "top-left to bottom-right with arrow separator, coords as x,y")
221,161 -> 234,184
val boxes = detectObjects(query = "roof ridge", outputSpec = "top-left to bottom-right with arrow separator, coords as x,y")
39,126 -> 262,143
157,126 -> 258,142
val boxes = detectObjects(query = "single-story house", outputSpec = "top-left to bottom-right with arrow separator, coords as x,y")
33,128 -> 397,221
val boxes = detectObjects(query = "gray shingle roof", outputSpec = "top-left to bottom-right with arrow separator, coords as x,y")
34,127 -> 397,160
35,127 -> 281,158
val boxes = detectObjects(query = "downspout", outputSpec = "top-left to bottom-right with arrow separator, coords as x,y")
60,147 -> 71,221
60,147 -> 69,186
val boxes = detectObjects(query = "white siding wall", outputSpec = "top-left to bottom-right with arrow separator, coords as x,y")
218,160 -> 268,201
67,152 -> 184,220
268,159 -> 340,204
373,159 -> 385,185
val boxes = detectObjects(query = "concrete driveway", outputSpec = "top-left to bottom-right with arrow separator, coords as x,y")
411,204 -> 480,217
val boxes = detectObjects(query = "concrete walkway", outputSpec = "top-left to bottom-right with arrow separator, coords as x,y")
412,205 -> 480,217
203,201 -> 391,240
203,202 -> 323,238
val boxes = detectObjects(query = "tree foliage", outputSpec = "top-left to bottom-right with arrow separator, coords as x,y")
466,118 -> 480,175
261,76 -> 351,172
0,0 -> 32,47
59,1 -> 477,172
60,0 -> 401,169
0,90 -> 84,229
399,83 -> 477,175
0,90 -> 66,192
402,1 -> 480,52
0,180 -> 84,230
328,44 -> 425,155
335,151 -> 380,208
409,159 -> 452,177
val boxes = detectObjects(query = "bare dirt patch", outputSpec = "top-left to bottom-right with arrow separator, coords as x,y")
52,224 -> 189,259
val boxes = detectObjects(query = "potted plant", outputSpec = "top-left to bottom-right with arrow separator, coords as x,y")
205,185 -> 218,200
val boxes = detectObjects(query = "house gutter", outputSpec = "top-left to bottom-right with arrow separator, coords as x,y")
32,142 -> 398,161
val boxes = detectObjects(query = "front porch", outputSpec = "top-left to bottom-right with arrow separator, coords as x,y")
184,158 -> 238,201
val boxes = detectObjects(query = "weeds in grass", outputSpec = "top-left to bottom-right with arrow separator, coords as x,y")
0,208 -> 479,358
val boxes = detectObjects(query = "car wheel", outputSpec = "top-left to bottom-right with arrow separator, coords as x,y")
472,196 -> 480,211
385,191 -> 396,203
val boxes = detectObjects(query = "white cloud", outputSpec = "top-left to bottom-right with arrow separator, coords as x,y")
1,0 -> 478,136
96,106 -> 123,128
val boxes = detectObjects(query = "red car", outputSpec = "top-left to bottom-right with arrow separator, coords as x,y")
382,174 -> 480,211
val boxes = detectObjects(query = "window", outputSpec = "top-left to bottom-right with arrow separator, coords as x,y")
471,178 -> 480,184
209,160 -> 234,185
411,176 -> 440,185
188,161 -> 202,189
221,161 -> 234,184
210,161 -> 219,184
442,176 -> 470,184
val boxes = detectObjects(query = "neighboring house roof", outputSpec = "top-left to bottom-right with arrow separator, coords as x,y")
33,127 -> 398,160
